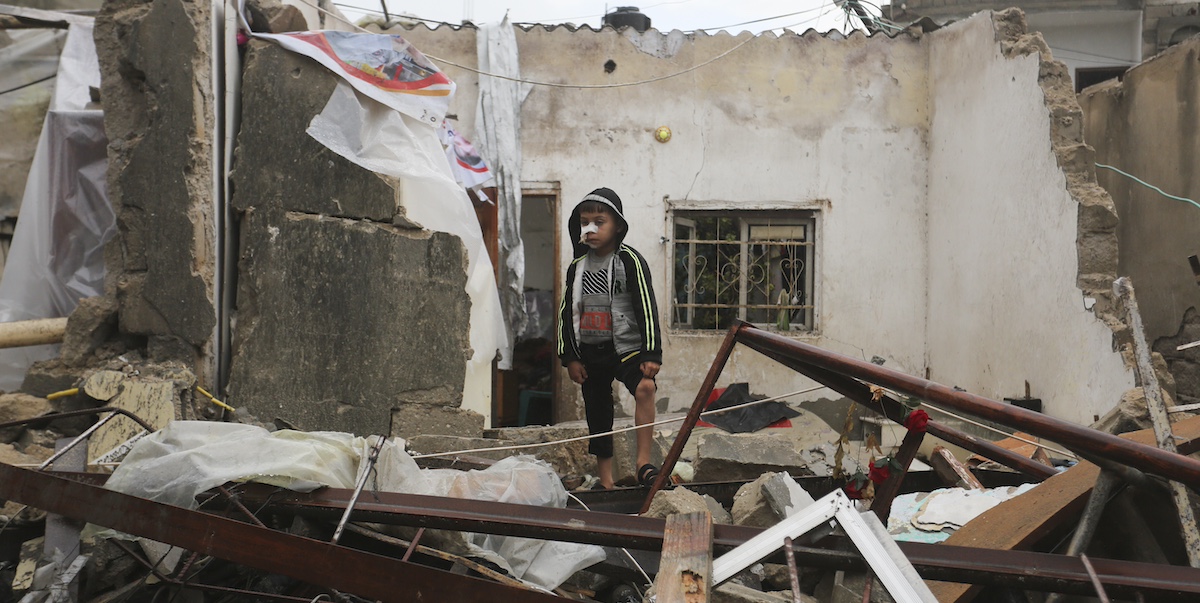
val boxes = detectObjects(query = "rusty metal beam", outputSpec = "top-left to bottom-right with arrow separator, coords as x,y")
0,464 -> 562,603
743,340 -> 1058,481
234,481 -> 1200,598
734,324 -> 1200,489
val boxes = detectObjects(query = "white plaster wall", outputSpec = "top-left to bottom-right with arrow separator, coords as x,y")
925,14 -> 1135,425
505,29 -> 932,415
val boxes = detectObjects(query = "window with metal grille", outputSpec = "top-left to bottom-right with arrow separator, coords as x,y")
671,210 -> 816,331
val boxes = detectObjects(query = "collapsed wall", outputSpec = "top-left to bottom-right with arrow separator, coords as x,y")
227,42 -> 477,436
1079,38 -> 1200,405
92,0 -> 216,378
923,10 -> 1136,426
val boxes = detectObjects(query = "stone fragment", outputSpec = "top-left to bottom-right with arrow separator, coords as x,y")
732,472 -> 820,531
391,403 -> 484,440
695,433 -> 840,482
713,581 -> 793,603
244,0 -> 309,33
60,296 -> 118,367
486,424 -> 596,478
0,442 -> 41,466
0,393 -> 52,443
86,369 -> 188,461
702,494 -> 734,525
644,486 -> 711,519
82,370 -> 128,402
406,435 -> 517,463
19,359 -> 83,399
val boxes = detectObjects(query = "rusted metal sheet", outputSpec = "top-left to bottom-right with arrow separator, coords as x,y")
0,464 -> 561,603
734,324 -> 1200,489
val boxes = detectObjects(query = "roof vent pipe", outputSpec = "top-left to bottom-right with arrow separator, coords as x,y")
603,6 -> 651,32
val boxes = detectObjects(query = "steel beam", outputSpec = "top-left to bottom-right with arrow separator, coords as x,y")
234,481 -> 1200,598
734,324 -> 1200,489
0,464 -> 561,603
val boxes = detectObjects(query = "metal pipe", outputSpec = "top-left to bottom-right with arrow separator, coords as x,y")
332,435 -> 386,544
641,324 -> 741,513
0,406 -> 155,433
1080,554 -> 1111,603
742,340 -> 1057,480
734,324 -> 1200,488
0,317 -> 67,348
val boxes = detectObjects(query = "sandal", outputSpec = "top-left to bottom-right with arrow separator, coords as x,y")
637,464 -> 660,488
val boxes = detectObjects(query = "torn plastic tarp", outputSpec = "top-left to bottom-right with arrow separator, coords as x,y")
701,382 -> 800,433
476,18 -> 528,354
104,421 -> 605,590
437,119 -> 493,190
0,18 -> 110,391
305,81 -> 508,417
0,27 -> 67,219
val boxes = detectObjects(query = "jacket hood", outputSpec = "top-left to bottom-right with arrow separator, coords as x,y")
569,187 -> 629,257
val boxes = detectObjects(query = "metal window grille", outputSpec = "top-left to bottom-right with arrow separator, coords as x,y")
672,211 -> 815,331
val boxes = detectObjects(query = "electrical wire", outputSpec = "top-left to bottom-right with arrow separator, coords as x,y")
287,0 -> 762,90
691,5 -> 831,32
565,492 -> 654,588
1049,45 -> 1138,65
911,397 -> 1077,459
0,73 -> 55,97
1096,163 -> 1200,212
409,384 -> 829,459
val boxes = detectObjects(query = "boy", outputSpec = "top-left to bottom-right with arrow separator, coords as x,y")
558,187 -> 662,489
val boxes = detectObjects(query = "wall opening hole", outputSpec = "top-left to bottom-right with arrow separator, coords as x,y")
604,60 -> 616,74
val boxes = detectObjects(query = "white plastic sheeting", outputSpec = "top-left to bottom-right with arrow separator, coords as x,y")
306,80 -> 508,420
0,18 -> 110,391
0,27 -> 67,219
475,19 -> 528,357
104,421 -> 604,590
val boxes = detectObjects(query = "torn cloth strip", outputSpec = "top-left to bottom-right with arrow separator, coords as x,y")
700,382 -> 800,433
476,18 -> 528,359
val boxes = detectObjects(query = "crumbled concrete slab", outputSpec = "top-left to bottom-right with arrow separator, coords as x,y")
1092,387 -> 1162,434
19,358 -> 83,398
694,432 -> 845,482
244,0 -> 309,33
0,442 -> 42,466
644,486 -> 728,524
406,435 -> 518,463
0,393 -> 52,443
391,402 -> 483,440
732,472 -> 816,528
713,581 -> 796,603
60,296 -> 118,368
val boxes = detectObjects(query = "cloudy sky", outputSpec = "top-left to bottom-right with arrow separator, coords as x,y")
332,0 -> 869,35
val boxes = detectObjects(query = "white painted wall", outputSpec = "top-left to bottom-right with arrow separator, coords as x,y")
401,15 -> 1133,426
925,14 -> 1135,425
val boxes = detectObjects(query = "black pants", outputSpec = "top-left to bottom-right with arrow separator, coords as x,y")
579,342 -> 652,458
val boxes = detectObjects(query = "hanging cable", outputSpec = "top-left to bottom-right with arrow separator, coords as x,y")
1096,163 -> 1200,212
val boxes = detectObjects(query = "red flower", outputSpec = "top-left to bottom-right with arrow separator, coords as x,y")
904,409 -> 929,433
868,463 -> 891,484
844,472 -> 870,499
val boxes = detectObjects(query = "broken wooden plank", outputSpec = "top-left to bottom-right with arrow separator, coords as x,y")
655,511 -> 714,603
1114,276 -> 1200,567
928,413 -> 1200,602
931,446 -> 984,490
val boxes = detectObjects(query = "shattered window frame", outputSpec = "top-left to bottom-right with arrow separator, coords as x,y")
671,209 -> 816,332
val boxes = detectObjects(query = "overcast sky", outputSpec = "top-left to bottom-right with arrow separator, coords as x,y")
332,1 -> 864,35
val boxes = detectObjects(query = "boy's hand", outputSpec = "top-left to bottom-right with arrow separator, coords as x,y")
640,361 -> 661,379
567,361 -> 588,384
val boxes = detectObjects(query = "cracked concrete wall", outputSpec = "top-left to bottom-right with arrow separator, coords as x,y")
1080,38 -> 1200,404
227,42 -> 473,436
925,10 -> 1135,425
94,0 -> 216,381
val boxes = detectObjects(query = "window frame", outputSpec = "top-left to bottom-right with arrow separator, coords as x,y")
667,202 -> 821,334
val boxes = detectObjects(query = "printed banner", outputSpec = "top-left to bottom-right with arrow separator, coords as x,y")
256,30 -> 455,125
438,120 -> 493,189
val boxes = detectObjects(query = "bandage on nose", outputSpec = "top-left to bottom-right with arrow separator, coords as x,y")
579,223 -> 599,242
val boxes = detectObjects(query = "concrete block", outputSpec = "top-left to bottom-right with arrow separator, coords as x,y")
19,359 -> 83,399
0,394 -> 52,443
644,486 -> 717,520
60,296 -> 118,367
406,435 -> 517,463
694,432 -> 843,482
391,403 -> 484,439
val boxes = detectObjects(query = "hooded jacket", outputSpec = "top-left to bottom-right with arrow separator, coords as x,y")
558,188 -> 662,367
